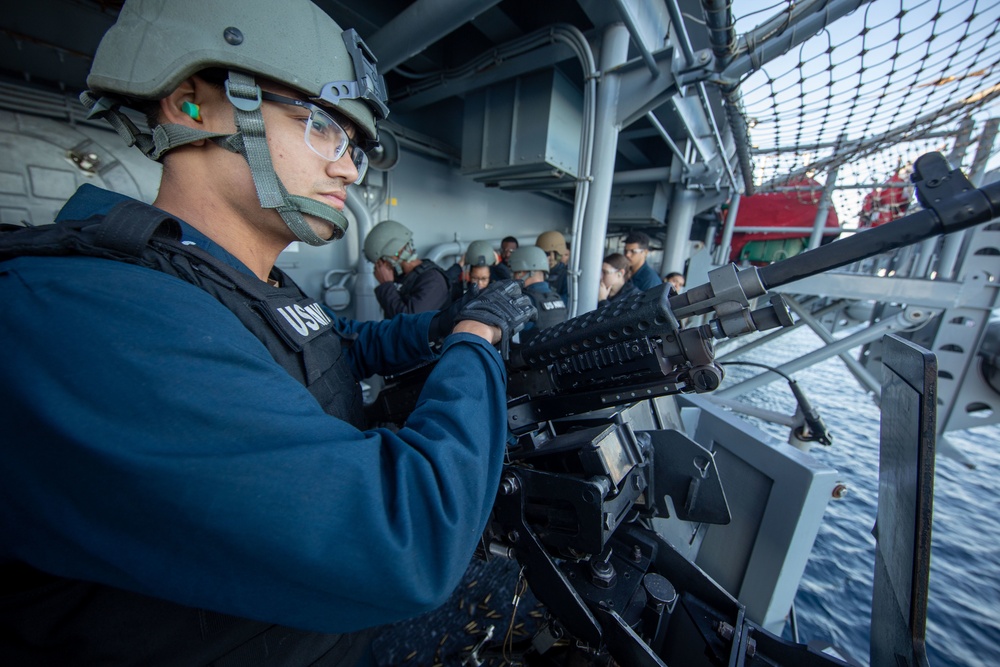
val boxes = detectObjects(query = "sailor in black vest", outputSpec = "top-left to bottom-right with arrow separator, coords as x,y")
365,219 -> 452,317
0,1 -> 536,664
509,245 -> 569,343
442,239 -> 513,303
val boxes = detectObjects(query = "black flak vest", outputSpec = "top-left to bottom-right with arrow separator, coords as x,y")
0,201 -> 374,666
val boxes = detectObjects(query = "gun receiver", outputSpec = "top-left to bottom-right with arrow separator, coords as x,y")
366,153 -> 1000,667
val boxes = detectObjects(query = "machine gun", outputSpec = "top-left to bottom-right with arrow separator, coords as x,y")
367,153 -> 1000,666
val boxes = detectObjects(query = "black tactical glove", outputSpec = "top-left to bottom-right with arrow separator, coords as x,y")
428,285 -> 482,348
456,279 -> 536,360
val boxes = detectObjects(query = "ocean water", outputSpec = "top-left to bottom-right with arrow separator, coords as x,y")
717,324 -> 1000,667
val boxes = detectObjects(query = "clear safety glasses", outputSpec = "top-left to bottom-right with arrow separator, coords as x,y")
260,92 -> 369,184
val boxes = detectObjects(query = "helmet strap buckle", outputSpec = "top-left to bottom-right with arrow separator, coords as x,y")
224,77 -> 263,112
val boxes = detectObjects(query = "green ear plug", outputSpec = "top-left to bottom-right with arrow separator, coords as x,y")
181,101 -> 201,121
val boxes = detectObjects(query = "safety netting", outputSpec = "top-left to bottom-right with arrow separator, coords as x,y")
731,0 -> 1000,227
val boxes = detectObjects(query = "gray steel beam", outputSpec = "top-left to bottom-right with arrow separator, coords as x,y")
714,307 -> 937,399
664,0 -> 696,65
773,272 -> 997,310
614,46 -> 681,129
612,167 -> 671,184
611,0 -> 659,78
368,0 -> 504,74
784,296 -> 883,399
646,111 -> 689,169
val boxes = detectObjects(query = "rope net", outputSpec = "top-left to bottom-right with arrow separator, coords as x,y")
733,0 -> 1000,226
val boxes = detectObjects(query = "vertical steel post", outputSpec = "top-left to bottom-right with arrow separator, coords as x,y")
576,23 -> 631,315
661,188 -> 699,278
715,192 -> 740,264
808,165 -> 839,250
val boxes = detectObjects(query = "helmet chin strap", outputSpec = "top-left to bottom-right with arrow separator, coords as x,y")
220,71 -> 349,246
83,72 -> 351,247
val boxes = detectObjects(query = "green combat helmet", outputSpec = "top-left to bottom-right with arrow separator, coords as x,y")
508,246 -> 549,274
82,0 -> 388,246
464,240 -> 497,268
363,220 -> 416,275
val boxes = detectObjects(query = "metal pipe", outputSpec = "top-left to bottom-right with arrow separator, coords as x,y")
808,165 -> 839,250
784,296 -> 883,399
714,307 -> 934,399
701,0 -> 736,65
912,237 -> 938,278
706,396 -> 798,427
723,90 -> 756,195
729,226 -> 844,234
646,111 -> 689,169
613,167 -> 671,184
697,82 -> 739,192
664,0 -> 696,65
368,0 -> 504,74
346,188 -> 382,322
576,24 -> 631,315
969,118 -> 999,186
715,193 -> 740,264
723,0 -> 873,81
424,241 -> 463,265
611,0 -> 659,78
661,188 -> 699,278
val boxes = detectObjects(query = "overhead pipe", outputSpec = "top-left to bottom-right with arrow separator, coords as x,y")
722,0 -> 874,82
367,0 -> 504,74
666,0 -> 742,193
701,0 -> 736,66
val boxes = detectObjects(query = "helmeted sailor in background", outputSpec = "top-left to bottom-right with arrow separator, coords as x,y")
535,230 -> 571,302
509,245 -> 568,343
0,0 -> 535,663
364,219 -> 452,317
443,239 -> 512,301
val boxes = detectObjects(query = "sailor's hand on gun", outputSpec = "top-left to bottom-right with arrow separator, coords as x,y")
455,279 -> 536,359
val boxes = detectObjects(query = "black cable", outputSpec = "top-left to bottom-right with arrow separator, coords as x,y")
719,361 -> 833,445
719,360 -> 794,382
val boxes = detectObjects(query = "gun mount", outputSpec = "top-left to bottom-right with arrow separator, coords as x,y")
367,153 -> 1000,666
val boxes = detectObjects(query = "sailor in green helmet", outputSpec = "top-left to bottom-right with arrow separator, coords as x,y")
0,0 -> 535,664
